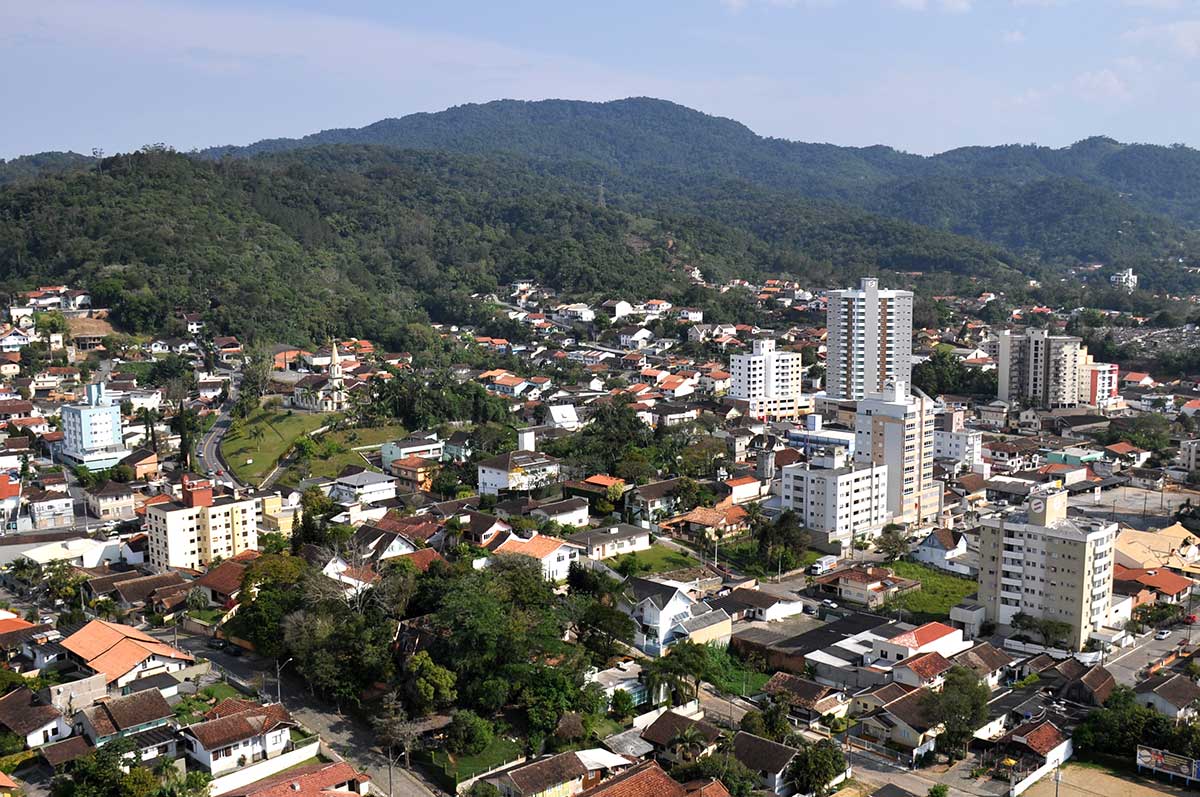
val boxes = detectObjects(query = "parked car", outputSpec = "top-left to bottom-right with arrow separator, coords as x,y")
206,638 -> 227,650
1155,629 -> 1172,640
822,599 -> 839,609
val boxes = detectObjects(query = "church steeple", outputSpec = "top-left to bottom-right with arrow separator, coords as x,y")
328,338 -> 344,388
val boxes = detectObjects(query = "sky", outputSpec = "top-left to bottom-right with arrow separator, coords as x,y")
4,0 -> 1200,159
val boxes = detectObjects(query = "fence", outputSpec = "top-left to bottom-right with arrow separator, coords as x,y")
848,735 -> 909,766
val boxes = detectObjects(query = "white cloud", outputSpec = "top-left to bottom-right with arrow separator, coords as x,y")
1002,29 -> 1027,44
1075,68 -> 1133,102
1125,20 -> 1200,57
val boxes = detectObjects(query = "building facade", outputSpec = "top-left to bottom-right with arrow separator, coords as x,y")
145,477 -> 260,571
933,410 -> 983,471
854,382 -> 940,526
728,338 -> 806,420
780,447 -> 889,555
825,277 -> 914,401
977,490 -> 1116,650
61,384 -> 129,470
996,329 -> 1082,409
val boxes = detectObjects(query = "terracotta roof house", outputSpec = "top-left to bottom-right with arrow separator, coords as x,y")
0,686 -> 68,748
762,672 -> 847,720
61,619 -> 193,687
892,652 -> 954,689
181,698 -> 298,777
222,761 -> 371,797
574,761 -> 728,797
489,751 -> 588,797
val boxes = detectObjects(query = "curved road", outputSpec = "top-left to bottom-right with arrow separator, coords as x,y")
194,368 -> 243,486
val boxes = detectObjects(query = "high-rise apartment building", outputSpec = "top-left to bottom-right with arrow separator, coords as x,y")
780,446 -> 889,555
728,338 -> 806,419
1078,354 -> 1120,409
61,383 -> 129,470
145,476 -> 260,571
996,329 -> 1082,409
826,277 -> 914,401
977,490 -> 1115,651
854,382 -> 940,526
933,410 -> 982,472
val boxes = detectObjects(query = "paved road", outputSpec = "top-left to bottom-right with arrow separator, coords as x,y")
1106,626 -> 1194,685
196,369 -> 242,486
157,630 -> 438,797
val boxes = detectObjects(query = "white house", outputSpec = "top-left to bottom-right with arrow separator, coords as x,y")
180,698 -> 296,776
731,732 -> 797,796
891,651 -> 954,690
476,449 -> 561,496
380,433 -> 444,472
566,524 -> 652,560
60,620 -> 194,689
619,327 -> 654,350
530,497 -> 590,528
0,687 -> 69,748
619,577 -> 732,656
329,471 -> 397,506
488,531 -> 584,582
872,621 -> 972,665
1134,673 -> 1200,721
912,528 -> 971,575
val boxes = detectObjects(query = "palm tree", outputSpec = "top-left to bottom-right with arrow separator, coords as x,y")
669,724 -> 706,762
250,425 -> 266,451
137,408 -> 160,454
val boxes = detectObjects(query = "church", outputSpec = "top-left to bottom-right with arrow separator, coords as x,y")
292,343 -> 352,413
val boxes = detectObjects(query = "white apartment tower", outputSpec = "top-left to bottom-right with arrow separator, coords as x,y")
996,329 -> 1082,409
780,447 -> 889,555
729,338 -> 806,420
826,277 -> 914,401
854,382 -> 940,526
977,490 -> 1116,651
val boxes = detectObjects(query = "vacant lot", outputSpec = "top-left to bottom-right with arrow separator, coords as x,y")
610,543 -> 697,574
1025,762 -> 1196,797
885,560 -> 977,622
221,409 -> 330,484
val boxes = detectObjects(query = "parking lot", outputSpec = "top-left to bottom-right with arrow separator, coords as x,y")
1070,485 -> 1198,530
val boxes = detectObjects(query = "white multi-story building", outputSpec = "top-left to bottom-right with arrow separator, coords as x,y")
61,384 -> 129,471
1110,268 -> 1138,292
729,338 -> 806,419
145,476 -> 260,571
785,414 -> 857,456
996,329 -> 1082,409
854,382 -> 940,527
825,277 -> 914,401
780,447 -> 889,555
1078,355 -> 1120,409
933,410 -> 982,472
1180,439 -> 1200,474
977,489 -> 1116,651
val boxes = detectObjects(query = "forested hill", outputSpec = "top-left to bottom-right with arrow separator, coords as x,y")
193,98 -> 1200,269
0,146 -> 1018,349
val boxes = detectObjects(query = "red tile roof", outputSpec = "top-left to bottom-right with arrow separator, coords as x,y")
896,651 -> 953,680
887,621 -> 957,649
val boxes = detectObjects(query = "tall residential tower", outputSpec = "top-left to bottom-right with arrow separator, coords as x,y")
826,277 -> 914,401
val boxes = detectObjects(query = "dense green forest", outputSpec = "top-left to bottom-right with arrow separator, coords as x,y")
0,145 -> 1016,348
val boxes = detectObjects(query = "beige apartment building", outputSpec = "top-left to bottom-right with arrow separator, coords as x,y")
854,382 -> 940,526
996,328 -> 1082,409
728,338 -> 808,420
977,489 -> 1116,651
826,277 -> 914,401
145,476 -> 260,571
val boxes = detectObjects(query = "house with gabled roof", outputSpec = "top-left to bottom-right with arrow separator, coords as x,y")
0,686 -> 69,748
855,687 -> 942,763
1135,672 -> 1200,720
619,577 -> 732,657
487,531 -> 584,582
761,672 -> 848,722
730,732 -> 797,795
180,698 -> 299,777
60,619 -> 194,689
639,711 -> 720,763
892,652 -> 953,690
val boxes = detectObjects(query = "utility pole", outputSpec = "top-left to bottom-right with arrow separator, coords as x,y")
276,657 -> 293,705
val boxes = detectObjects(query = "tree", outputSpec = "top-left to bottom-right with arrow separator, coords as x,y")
927,787 -> 949,797
785,740 -> 846,797
170,408 -> 201,471
922,666 -> 989,759
668,724 -> 707,762
876,529 -> 909,561
402,651 -> 457,716
136,408 -> 159,454
372,690 -> 421,797
1011,612 -> 1073,648
671,753 -> 760,797
609,688 -> 636,719
446,710 -> 494,755
578,601 -> 636,663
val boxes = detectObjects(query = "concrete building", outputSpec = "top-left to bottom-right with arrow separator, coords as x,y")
977,490 -> 1116,651
933,410 -> 982,471
854,382 -> 940,526
825,277 -> 914,401
1110,268 -> 1138,292
728,338 -> 806,420
996,329 -> 1082,409
144,476 -> 260,571
60,384 -> 129,470
1078,355 -> 1120,410
780,447 -> 889,555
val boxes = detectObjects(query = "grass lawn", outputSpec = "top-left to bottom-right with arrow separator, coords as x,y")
187,607 -> 225,624
422,737 -> 524,787
885,560 -> 977,622
610,543 -> 697,574
718,540 -> 818,578
200,682 -> 244,701
277,423 -> 408,487
704,646 -> 771,696
221,408 -> 331,485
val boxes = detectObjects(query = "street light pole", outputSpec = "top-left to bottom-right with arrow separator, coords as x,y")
276,657 -> 293,705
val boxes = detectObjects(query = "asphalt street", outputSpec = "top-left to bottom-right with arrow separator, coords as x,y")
1106,626 -> 1196,685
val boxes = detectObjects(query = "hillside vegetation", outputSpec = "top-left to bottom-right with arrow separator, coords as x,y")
0,145 -> 1016,348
